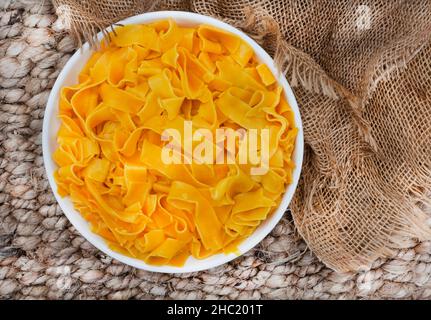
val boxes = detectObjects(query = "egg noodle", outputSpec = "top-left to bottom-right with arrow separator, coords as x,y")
53,19 -> 297,266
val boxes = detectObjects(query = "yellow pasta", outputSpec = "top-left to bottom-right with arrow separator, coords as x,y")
54,20 -> 297,266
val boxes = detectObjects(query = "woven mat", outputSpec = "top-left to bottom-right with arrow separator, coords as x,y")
1,0 -> 430,300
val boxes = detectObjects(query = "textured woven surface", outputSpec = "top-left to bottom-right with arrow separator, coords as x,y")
1,0 -> 431,299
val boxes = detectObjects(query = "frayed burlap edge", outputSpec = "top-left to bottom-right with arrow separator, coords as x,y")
52,0 -> 162,48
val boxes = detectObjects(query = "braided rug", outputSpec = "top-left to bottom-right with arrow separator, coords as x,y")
1,0 -> 431,299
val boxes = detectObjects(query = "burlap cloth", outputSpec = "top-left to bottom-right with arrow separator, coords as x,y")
0,0 -> 430,299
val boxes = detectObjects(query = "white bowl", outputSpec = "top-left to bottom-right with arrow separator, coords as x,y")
42,11 -> 304,273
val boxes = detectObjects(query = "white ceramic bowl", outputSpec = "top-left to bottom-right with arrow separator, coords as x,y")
42,11 -> 304,273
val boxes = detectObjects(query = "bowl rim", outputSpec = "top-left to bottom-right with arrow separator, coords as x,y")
42,10 -> 304,273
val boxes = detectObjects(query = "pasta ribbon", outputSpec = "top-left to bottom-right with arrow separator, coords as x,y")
54,19 -> 297,266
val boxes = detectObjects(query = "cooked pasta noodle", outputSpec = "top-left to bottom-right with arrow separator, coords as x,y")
54,19 -> 297,266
